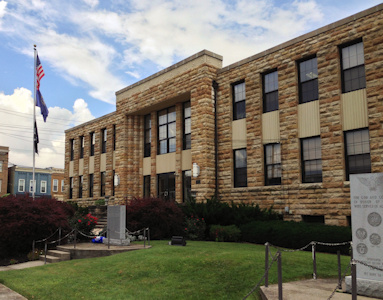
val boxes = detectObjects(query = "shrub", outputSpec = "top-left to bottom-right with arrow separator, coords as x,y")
69,212 -> 98,239
184,216 -> 206,240
240,220 -> 351,254
209,225 -> 241,242
95,199 -> 105,206
0,195 -> 74,256
126,197 -> 185,240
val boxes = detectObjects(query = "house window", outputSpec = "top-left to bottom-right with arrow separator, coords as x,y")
341,40 -> 366,93
157,173 -> 175,200
233,81 -> 246,120
40,181 -> 47,193
158,106 -> 176,154
301,136 -> 322,183
100,171 -> 106,196
183,101 -> 191,150
29,180 -> 36,193
78,175 -> 83,198
89,174 -> 94,197
144,114 -> 151,157
263,70 -> 278,113
18,179 -> 25,192
61,179 -> 64,192
101,128 -> 107,154
143,175 -> 150,198
70,139 -> 75,161
183,170 -> 192,202
234,149 -> 247,187
69,177 -> 73,199
345,128 -> 371,180
113,125 -> 116,151
265,143 -> 281,186
80,136 -> 84,159
298,57 -> 318,104
90,132 -> 95,156
0,161 -> 2,172
53,179 -> 58,192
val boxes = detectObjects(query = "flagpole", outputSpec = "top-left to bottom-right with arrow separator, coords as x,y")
33,45 -> 37,200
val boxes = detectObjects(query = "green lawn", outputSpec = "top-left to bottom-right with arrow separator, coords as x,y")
0,241 -> 351,300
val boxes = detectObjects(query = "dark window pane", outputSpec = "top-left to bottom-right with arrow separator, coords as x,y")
345,129 -> 371,179
302,137 -> 322,183
264,91 -> 278,112
234,149 -> 247,187
234,100 -> 246,120
301,79 -> 319,103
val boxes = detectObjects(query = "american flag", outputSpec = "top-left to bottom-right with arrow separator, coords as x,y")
36,55 -> 45,90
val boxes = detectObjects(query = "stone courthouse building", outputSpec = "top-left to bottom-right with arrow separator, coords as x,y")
65,4 -> 383,226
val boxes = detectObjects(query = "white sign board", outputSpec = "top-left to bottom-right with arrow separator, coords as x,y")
350,173 -> 383,281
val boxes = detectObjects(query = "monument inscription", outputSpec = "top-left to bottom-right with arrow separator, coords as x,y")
350,173 -> 383,282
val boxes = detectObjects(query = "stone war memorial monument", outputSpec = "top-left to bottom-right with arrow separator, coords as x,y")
348,173 -> 383,298
107,205 -> 130,246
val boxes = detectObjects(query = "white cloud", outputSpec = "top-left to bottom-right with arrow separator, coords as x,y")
0,0 -> 6,28
0,88 -> 94,169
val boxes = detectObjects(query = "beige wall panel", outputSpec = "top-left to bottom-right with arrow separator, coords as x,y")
232,119 -> 247,149
262,111 -> 280,144
100,153 -> 106,172
69,161 -> 74,177
156,153 -> 176,174
182,149 -> 192,171
342,89 -> 368,131
89,156 -> 94,174
143,157 -> 151,176
78,159 -> 84,176
298,100 -> 320,138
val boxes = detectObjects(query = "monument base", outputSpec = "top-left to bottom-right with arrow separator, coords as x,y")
108,238 -> 131,246
345,276 -> 383,299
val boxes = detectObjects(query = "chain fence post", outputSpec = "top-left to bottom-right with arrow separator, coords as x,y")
148,228 -> 150,246
44,240 -> 47,265
265,242 -> 269,287
351,260 -> 357,300
58,227 -> 62,246
74,228 -> 77,249
32,240 -> 35,255
312,242 -> 317,280
337,250 -> 342,289
144,228 -> 146,248
277,251 -> 283,300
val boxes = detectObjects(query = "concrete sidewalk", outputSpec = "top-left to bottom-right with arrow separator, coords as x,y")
260,278 -> 380,300
0,260 -> 47,300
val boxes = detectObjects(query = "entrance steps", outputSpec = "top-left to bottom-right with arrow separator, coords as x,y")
39,249 -> 71,263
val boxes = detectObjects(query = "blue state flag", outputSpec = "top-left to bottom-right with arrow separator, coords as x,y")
36,90 -> 49,122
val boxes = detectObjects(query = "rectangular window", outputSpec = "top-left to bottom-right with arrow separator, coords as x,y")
233,81 -> 246,120
61,179 -> 64,192
345,128 -> 371,180
158,107 -> 176,154
69,177 -> 73,199
301,136 -> 322,183
78,175 -> 83,198
18,179 -> 25,192
143,175 -> 150,198
113,125 -> 116,151
298,57 -> 318,104
183,170 -> 192,202
80,136 -> 84,159
265,143 -> 281,185
341,40 -> 366,93
40,181 -> 47,193
234,149 -> 247,187
100,171 -> 106,196
29,180 -> 36,193
157,172 -> 175,200
183,101 -> 191,150
53,179 -> 58,192
0,161 -> 2,172
263,70 -> 278,113
144,114 -> 151,157
90,132 -> 95,156
89,174 -> 94,197
101,128 -> 107,154
70,139 -> 75,161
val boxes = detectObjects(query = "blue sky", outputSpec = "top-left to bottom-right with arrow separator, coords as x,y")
0,0 -> 381,168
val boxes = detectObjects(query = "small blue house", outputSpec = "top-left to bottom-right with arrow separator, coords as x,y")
8,165 -> 52,198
